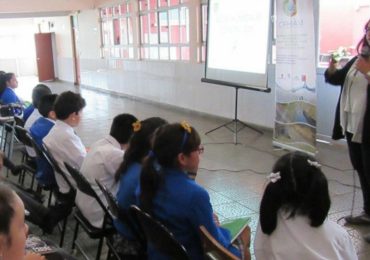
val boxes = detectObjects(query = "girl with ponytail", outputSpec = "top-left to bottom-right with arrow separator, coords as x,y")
113,117 -> 167,256
254,151 -> 357,260
139,122 -> 249,260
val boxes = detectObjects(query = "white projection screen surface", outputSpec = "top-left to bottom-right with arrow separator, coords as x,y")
204,0 -> 271,90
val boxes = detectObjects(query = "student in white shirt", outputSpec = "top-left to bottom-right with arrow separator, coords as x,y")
75,113 -> 137,228
24,84 -> 52,157
43,91 -> 86,195
254,151 -> 358,260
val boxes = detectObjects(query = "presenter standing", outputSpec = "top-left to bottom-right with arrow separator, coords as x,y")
325,19 -> 370,231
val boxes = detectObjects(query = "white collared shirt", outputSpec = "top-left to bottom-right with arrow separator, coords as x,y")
43,120 -> 86,193
254,211 -> 357,260
25,109 -> 41,157
75,135 -> 124,228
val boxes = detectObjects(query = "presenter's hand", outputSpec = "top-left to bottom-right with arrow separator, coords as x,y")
327,56 -> 338,74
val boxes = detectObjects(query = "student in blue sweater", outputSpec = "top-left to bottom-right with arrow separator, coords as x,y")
139,122 -> 249,260
29,94 -> 58,186
113,117 -> 167,256
0,72 -> 21,105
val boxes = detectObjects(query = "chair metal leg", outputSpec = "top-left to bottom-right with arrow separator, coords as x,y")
95,237 -> 104,260
72,221 -> 79,250
59,217 -> 68,247
47,190 -> 53,207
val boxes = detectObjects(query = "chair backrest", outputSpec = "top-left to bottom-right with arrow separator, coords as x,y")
64,162 -> 107,215
95,180 -> 146,245
14,125 -> 33,148
95,179 -> 120,219
129,205 -> 189,260
199,226 -> 240,260
14,116 -> 25,127
27,134 -> 45,160
41,143 -> 75,191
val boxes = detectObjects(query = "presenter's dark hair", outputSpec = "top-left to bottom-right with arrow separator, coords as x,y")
115,117 -> 167,182
32,84 -> 51,108
110,113 -> 138,144
39,94 -> 58,117
260,151 -> 330,235
357,19 -> 370,53
0,184 -> 16,244
53,91 -> 86,120
140,123 -> 201,213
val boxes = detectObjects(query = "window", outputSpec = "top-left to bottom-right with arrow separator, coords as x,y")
139,0 -> 190,61
199,1 -> 208,63
100,1 -> 134,59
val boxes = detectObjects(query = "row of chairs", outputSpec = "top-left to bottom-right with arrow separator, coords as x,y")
12,124 -> 246,260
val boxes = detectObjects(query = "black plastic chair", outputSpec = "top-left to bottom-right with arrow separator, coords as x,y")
64,162 -> 114,260
41,144 -> 75,247
13,126 -> 37,188
27,134 -> 54,206
95,179 -> 146,259
129,205 -> 189,260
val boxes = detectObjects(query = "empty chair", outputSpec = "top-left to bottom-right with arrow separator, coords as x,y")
129,205 -> 189,260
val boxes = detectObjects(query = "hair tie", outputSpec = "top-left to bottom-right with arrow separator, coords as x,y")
180,121 -> 192,150
132,121 -> 141,132
267,172 -> 281,183
307,159 -> 321,169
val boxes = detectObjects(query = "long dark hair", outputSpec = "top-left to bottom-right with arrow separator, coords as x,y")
260,151 -> 330,235
140,122 -> 201,213
114,117 -> 167,182
0,184 -> 16,245
356,19 -> 370,54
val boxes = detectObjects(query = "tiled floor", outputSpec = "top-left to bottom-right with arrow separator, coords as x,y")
7,77 -> 370,259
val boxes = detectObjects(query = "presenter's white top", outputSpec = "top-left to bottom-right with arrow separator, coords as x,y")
76,135 -> 124,228
254,211 -> 357,260
43,120 -> 86,193
25,109 -> 41,157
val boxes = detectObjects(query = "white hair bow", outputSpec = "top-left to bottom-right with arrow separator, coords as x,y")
267,172 -> 281,183
307,159 -> 321,168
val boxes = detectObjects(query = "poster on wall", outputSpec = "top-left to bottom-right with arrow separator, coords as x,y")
273,0 -> 317,154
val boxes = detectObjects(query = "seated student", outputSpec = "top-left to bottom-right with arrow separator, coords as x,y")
24,84 -> 52,130
24,85 -> 52,157
0,184 -> 45,260
113,117 -> 167,255
139,122 -> 249,260
29,94 -> 58,187
254,151 -> 357,260
0,72 -> 21,104
43,91 -> 86,195
75,113 -> 137,228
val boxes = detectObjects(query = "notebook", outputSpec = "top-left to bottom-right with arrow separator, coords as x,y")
25,235 -> 58,255
221,217 -> 250,242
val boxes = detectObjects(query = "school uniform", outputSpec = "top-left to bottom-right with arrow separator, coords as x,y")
76,135 -> 124,228
43,120 -> 86,194
254,211 -> 358,260
29,117 -> 55,186
25,108 -> 42,157
23,104 -> 34,121
115,162 -> 141,239
0,87 -> 21,104
138,168 -> 241,260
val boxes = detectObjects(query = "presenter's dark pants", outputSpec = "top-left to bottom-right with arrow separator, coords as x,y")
346,132 -> 370,215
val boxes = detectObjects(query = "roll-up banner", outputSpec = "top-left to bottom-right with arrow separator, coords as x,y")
273,0 -> 317,155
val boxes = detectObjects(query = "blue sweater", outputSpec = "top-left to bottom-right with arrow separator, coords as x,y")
115,162 -> 142,240
29,117 -> 56,186
23,104 -> 34,121
137,168 -> 241,260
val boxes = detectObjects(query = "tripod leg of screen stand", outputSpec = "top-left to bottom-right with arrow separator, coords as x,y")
205,87 -> 263,144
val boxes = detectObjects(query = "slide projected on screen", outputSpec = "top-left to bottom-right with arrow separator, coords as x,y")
205,0 -> 271,90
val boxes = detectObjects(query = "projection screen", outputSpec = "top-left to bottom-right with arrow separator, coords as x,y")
203,0 -> 272,91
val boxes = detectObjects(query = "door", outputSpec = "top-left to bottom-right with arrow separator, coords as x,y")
35,33 -> 55,82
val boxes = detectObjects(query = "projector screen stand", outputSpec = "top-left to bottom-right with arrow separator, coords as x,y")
205,87 -> 263,144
